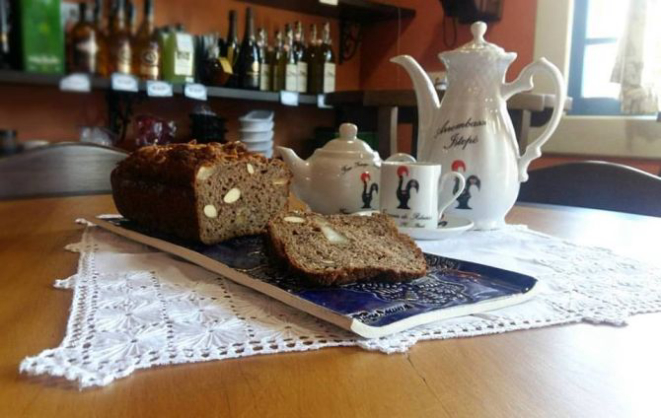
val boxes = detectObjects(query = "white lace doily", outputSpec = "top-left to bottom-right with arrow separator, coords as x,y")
20,221 -> 661,389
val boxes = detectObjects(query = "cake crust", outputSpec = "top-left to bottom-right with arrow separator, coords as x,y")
111,142 -> 291,244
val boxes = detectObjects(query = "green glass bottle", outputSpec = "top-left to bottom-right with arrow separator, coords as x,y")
318,22 -> 335,93
284,24 -> 297,92
257,28 -> 271,92
293,21 -> 307,93
272,29 -> 285,91
306,24 -> 318,94
236,7 -> 259,90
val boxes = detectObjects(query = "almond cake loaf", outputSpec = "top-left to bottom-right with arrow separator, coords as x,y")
267,211 -> 428,285
111,142 -> 292,244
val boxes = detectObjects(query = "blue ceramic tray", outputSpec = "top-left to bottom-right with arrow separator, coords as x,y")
92,215 -> 538,338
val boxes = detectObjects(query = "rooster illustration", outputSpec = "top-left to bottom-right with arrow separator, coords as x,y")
452,160 -> 481,210
396,166 -> 419,209
360,172 -> 379,209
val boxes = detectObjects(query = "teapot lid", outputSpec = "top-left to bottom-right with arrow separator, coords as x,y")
440,21 -> 515,62
317,123 -> 377,155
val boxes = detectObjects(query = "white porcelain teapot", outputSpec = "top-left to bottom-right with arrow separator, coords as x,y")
391,21 -> 566,229
276,123 -> 382,214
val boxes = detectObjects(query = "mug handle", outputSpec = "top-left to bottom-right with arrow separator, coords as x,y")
385,153 -> 417,163
437,172 -> 465,222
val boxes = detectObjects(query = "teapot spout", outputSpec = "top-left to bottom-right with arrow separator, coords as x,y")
390,55 -> 440,153
275,146 -> 310,197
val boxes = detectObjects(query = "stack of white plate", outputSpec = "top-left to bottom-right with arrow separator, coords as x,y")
239,110 -> 274,158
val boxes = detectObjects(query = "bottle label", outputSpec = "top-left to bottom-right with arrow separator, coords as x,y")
273,70 -> 282,91
297,62 -> 308,93
140,45 -> 160,79
219,57 -> 233,74
323,62 -> 336,93
285,63 -> 297,92
246,61 -> 260,88
74,35 -> 99,73
117,42 -> 132,74
174,34 -> 194,76
260,64 -> 271,91
227,46 -> 237,67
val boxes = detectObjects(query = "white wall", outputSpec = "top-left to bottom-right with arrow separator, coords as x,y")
531,0 -> 661,159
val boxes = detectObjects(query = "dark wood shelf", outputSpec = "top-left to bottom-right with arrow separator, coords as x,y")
0,70 -> 324,106
325,89 -> 573,111
240,0 -> 415,23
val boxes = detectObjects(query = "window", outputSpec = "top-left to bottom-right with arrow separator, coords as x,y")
568,0 -> 630,115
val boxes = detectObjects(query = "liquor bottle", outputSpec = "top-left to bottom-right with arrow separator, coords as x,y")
223,10 -> 239,87
306,24 -> 318,94
162,24 -> 195,83
107,0 -> 132,74
201,38 -> 221,86
236,7 -> 259,89
257,28 -> 271,92
126,0 -> 136,36
293,21 -> 307,93
93,0 -> 108,76
272,29 -> 284,91
9,0 -> 65,73
68,2 -> 99,74
132,0 -> 160,80
318,22 -> 335,93
0,0 -> 11,69
284,24 -> 297,92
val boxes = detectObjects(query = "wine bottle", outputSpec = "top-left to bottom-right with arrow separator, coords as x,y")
126,0 -> 136,36
68,2 -> 99,74
107,0 -> 132,74
224,10 -> 239,87
257,28 -> 271,92
236,7 -> 259,90
319,22 -> 335,93
0,0 -> 11,69
93,0 -> 108,76
293,21 -> 307,93
306,24 -> 318,94
133,0 -> 160,80
205,34 -> 233,86
284,24 -> 297,92
272,29 -> 285,91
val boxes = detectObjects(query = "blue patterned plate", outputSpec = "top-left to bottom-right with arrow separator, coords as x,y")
92,215 -> 538,338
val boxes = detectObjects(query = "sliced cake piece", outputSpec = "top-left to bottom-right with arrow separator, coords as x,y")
267,211 -> 428,286
111,142 -> 292,244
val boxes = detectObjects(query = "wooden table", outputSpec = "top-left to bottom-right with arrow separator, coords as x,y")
1,195 -> 660,418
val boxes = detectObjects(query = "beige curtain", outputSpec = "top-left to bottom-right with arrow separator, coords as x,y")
611,0 -> 661,114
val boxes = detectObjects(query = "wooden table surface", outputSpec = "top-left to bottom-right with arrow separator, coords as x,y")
2,195 -> 661,418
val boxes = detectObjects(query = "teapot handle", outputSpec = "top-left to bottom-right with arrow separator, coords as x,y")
502,58 -> 567,182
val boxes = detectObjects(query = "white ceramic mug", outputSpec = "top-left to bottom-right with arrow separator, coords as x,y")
380,154 -> 466,229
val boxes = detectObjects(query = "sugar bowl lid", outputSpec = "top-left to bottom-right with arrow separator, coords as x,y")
316,123 -> 377,156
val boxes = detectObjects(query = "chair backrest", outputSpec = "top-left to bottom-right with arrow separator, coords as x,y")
0,143 -> 127,200
517,161 -> 661,217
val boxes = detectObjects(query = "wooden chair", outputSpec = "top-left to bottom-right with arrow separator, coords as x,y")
0,143 -> 127,200
517,161 -> 661,217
